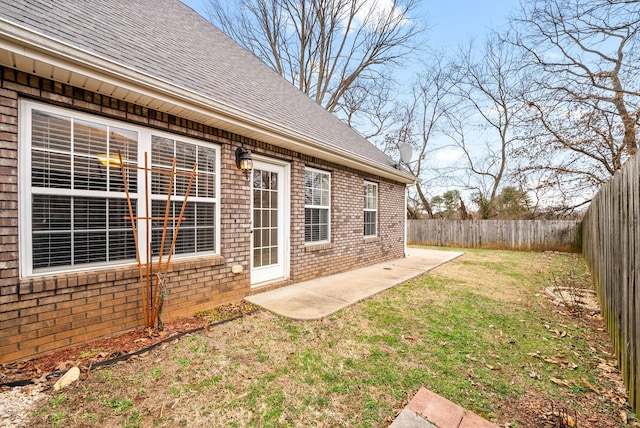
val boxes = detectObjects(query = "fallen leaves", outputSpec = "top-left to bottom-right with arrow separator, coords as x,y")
543,323 -> 568,338
527,351 -> 578,369
550,377 -> 573,387
55,360 -> 74,372
540,403 -> 578,428
195,301 -> 259,324
579,376 -> 627,404
525,348 -> 628,408
595,357 -> 618,374
620,410 -> 627,424
464,354 -> 503,371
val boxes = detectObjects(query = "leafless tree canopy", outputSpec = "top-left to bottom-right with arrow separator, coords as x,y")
205,0 -> 423,138
446,34 -> 529,218
383,50 -> 460,218
508,0 -> 640,207
206,0 -> 640,218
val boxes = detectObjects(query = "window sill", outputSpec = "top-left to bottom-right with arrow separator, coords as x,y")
165,254 -> 225,272
364,236 -> 381,243
304,242 -> 333,252
19,254 -> 226,294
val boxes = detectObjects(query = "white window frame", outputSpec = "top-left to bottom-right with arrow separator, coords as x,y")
363,181 -> 378,237
304,167 -> 331,244
19,100 -> 220,278
146,130 -> 220,262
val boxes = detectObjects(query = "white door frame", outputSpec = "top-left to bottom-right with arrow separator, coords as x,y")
250,157 -> 290,286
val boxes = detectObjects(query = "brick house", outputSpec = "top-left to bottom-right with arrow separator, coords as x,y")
0,0 -> 413,363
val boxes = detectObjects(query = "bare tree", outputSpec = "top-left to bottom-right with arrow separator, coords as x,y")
508,0 -> 640,207
383,50 -> 460,218
205,0 -> 423,138
445,34 -> 529,218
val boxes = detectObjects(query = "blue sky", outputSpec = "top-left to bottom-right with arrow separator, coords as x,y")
180,0 -> 522,49
425,1 -> 520,46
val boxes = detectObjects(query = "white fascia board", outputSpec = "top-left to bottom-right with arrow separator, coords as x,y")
0,19 -> 415,184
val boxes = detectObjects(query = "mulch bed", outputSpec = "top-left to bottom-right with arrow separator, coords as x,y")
0,301 -> 258,387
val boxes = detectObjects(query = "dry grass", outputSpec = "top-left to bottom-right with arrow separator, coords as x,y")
27,248 -> 635,427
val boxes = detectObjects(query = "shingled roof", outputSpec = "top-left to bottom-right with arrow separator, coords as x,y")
0,0 -> 413,183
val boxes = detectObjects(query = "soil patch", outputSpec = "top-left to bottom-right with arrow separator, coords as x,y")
545,287 -> 600,314
0,301 -> 257,387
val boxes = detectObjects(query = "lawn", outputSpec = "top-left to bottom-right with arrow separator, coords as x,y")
28,248 -> 634,427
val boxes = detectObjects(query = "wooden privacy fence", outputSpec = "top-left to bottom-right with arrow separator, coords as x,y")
408,219 -> 582,252
582,154 -> 640,412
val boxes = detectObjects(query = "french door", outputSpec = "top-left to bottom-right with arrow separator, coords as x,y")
251,159 -> 289,285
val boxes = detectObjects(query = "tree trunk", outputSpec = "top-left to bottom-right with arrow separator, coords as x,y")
415,182 -> 434,219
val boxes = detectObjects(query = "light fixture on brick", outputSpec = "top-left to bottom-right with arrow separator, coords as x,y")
235,147 -> 253,178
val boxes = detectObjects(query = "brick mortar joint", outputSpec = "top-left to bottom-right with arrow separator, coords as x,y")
17,255 -> 227,295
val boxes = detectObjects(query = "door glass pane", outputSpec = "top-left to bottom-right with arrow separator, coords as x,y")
254,228 -> 262,247
253,248 -> 262,268
254,209 -> 261,228
253,168 -> 280,269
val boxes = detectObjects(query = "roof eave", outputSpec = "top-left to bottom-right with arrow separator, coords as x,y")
0,19 -> 415,184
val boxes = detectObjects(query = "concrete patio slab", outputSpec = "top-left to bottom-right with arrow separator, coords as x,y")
388,408 -> 437,428
246,248 -> 463,320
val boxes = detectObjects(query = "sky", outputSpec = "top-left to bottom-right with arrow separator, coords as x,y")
180,0 -> 522,49
424,1 -> 521,47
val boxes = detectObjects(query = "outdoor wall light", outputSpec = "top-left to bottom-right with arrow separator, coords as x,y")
235,147 -> 253,178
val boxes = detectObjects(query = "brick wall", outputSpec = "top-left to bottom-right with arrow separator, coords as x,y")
0,66 -> 406,364
289,163 -> 406,282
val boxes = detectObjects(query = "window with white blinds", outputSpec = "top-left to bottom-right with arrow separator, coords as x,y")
304,168 -> 330,243
363,181 -> 378,237
20,101 -> 219,276
150,136 -> 217,257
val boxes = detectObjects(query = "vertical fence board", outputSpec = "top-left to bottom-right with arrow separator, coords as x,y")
407,219 -> 582,252
582,153 -> 640,412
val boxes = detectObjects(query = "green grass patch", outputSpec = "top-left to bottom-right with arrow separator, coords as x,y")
26,249 -> 627,427
102,397 -> 133,413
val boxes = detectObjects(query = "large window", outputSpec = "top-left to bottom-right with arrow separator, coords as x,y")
20,101 -> 219,276
150,136 -> 217,257
304,168 -> 330,243
363,181 -> 378,237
